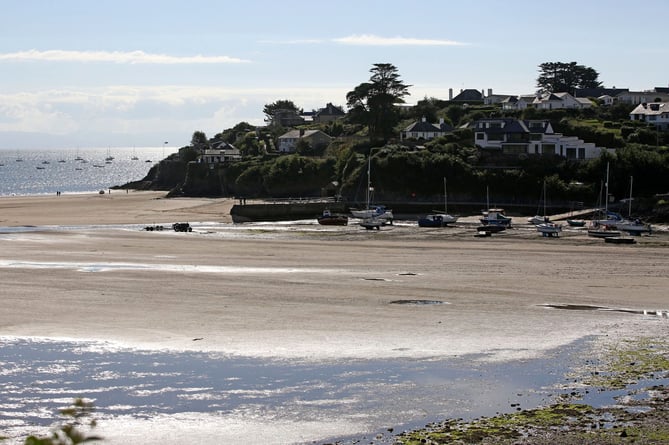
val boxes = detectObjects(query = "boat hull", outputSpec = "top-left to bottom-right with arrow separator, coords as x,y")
317,216 -> 348,226
418,214 -> 458,227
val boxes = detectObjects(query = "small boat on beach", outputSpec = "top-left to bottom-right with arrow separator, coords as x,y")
317,210 -> 348,226
533,180 -> 561,237
567,219 -> 586,227
480,209 -> 512,227
418,177 -> 458,227
476,224 -> 506,234
536,222 -> 562,237
418,213 -> 457,227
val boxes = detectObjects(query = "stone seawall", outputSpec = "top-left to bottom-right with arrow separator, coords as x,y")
230,202 -> 348,223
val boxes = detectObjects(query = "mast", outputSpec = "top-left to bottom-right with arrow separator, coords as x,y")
543,180 -> 547,217
443,176 -> 448,214
366,154 -> 371,211
628,176 -> 633,218
604,162 -> 610,213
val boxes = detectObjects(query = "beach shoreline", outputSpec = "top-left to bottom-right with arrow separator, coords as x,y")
2,193 -> 669,444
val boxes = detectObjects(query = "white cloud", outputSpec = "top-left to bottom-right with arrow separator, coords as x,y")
0,85 -> 350,147
333,34 -> 465,46
0,50 -> 250,64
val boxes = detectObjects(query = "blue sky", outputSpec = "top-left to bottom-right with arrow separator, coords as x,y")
1,0 -> 668,149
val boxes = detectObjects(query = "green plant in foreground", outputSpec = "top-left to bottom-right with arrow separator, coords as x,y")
24,398 -> 102,445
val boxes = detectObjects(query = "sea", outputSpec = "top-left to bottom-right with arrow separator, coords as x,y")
0,147 -> 177,196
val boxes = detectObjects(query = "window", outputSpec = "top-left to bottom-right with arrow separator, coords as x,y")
476,133 -> 484,140
566,148 -> 577,159
578,148 -> 585,159
503,144 -> 526,155
542,144 -> 555,155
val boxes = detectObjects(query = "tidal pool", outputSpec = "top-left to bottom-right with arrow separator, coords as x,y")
0,337 -> 599,444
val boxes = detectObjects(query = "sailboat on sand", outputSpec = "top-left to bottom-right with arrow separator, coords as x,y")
533,180 -> 562,237
351,154 -> 393,229
418,177 -> 458,227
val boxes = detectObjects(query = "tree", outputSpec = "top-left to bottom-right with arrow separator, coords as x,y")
346,63 -> 411,143
536,61 -> 602,95
191,130 -> 209,149
262,100 -> 302,124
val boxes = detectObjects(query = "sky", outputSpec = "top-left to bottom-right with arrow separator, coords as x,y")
1,0 -> 668,150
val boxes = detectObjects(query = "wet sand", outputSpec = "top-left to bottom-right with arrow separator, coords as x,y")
1,191 -> 668,362
2,192 -> 669,444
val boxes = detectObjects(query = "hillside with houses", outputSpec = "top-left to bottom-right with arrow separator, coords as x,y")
126,68 -> 669,220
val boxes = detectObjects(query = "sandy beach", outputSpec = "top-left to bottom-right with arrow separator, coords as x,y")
1,191 -> 668,359
1,191 -> 668,444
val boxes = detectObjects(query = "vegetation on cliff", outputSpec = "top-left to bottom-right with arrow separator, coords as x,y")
126,62 -> 669,220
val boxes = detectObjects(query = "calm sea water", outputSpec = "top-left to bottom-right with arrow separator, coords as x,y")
0,147 -> 177,196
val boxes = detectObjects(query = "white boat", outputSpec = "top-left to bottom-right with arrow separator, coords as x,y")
588,162 -> 622,239
480,208 -> 512,226
354,153 -> 392,228
615,176 -> 651,235
528,180 -> 549,225
418,177 -> 458,227
537,222 -> 562,237
351,205 -> 393,222
534,180 -> 561,237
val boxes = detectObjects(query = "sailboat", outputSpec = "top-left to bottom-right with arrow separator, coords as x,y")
588,162 -> 621,238
131,146 -> 139,161
351,153 -> 393,228
418,176 -> 458,227
614,176 -> 651,235
479,186 -> 512,227
533,180 -> 562,237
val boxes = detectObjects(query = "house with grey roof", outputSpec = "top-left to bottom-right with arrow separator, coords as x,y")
277,129 -> 332,153
312,103 -> 346,123
468,118 -> 608,160
400,117 -> 453,141
449,88 -> 484,103
630,102 -> 669,130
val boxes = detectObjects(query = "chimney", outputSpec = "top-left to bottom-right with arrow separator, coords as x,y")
449,88 -> 453,100
421,116 -> 427,122
488,88 -> 493,97
439,118 -> 444,125
299,129 -> 305,136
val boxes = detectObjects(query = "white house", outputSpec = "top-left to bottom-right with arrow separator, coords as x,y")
400,117 -> 453,140
616,90 -> 669,105
500,95 -> 536,111
277,129 -> 332,153
469,118 -> 609,160
533,92 -> 593,110
629,102 -> 669,130
200,141 -> 242,164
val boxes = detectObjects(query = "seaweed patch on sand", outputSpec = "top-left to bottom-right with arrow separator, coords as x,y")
395,336 -> 669,444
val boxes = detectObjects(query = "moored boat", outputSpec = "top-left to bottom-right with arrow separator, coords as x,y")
418,177 -> 458,228
536,222 -> 562,237
418,213 -> 457,227
480,209 -> 512,227
317,210 -> 348,226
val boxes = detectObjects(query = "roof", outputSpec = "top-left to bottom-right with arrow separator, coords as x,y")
278,129 -> 330,139
315,103 -> 345,117
451,89 -> 483,102
473,118 -> 553,134
404,118 -> 453,133
630,102 -> 669,116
